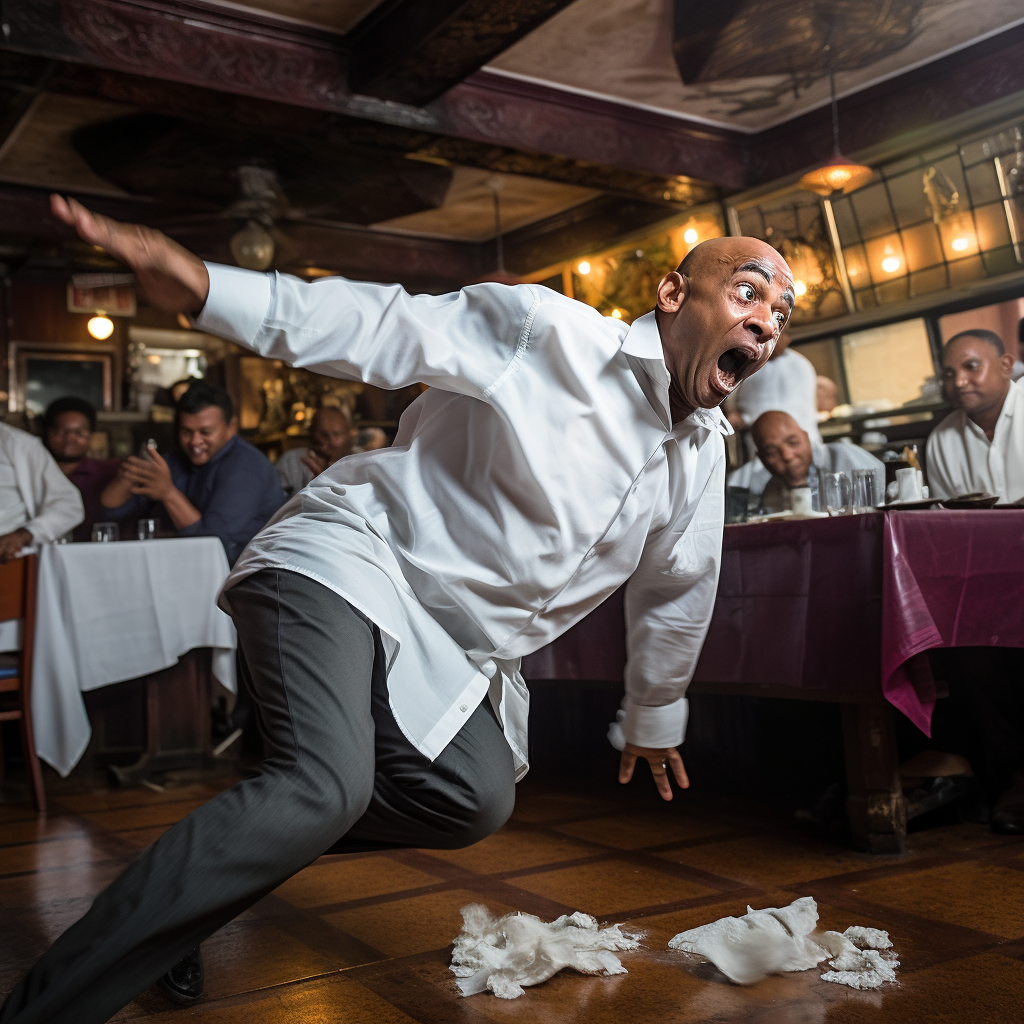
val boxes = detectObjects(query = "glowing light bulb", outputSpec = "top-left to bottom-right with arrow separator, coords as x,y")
951,236 -> 969,252
87,315 -> 114,340
610,308 -> 623,319
794,280 -> 808,297
881,246 -> 901,274
683,228 -> 699,244
576,261 -> 591,275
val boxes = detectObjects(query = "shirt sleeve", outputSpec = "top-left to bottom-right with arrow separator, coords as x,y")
195,263 -> 537,397
175,463 -> 283,564
23,442 -> 84,544
615,446 -> 726,749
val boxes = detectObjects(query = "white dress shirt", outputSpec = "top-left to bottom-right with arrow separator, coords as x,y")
727,348 -> 822,444
0,422 -> 84,543
926,381 -> 1024,501
198,265 -> 729,780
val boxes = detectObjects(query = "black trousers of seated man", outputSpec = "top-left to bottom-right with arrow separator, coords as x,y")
1,569 -> 516,1024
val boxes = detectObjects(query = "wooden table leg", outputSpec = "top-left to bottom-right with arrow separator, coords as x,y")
841,701 -> 906,854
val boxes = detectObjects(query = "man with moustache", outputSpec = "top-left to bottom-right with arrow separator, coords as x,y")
926,328 -> 1024,502
0,195 -> 794,1024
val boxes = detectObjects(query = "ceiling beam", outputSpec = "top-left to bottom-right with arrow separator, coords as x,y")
348,0 -> 576,106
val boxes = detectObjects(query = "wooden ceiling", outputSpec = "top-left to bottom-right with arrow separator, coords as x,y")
1,0 -> 1024,292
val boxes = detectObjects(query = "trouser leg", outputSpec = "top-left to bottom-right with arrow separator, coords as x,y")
0,569 -> 379,1024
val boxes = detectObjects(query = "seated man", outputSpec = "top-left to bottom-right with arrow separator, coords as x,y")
927,329 -> 1023,502
739,410 -> 884,513
0,421 -> 83,564
43,396 -> 120,542
275,406 -> 355,498
100,381 -> 284,564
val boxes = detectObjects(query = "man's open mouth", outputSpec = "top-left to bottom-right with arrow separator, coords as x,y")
714,347 -> 754,392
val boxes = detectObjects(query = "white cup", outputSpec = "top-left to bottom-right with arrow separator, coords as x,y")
896,467 -> 922,502
790,487 -> 813,515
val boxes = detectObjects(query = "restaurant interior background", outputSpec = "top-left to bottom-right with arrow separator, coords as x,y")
2,0 -> 1024,475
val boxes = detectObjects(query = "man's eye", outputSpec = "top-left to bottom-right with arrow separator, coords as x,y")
737,283 -> 756,301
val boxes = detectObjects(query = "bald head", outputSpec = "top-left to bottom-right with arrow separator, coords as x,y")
752,410 -> 813,488
654,237 -> 795,422
309,406 -> 353,464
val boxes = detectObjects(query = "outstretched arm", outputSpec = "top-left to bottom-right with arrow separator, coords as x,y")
51,195 -> 210,314
52,195 -> 535,398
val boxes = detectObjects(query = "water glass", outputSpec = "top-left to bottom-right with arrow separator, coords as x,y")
91,522 -> 119,543
54,531 -> 73,545
852,469 -> 878,511
137,518 -> 158,541
823,471 -> 851,515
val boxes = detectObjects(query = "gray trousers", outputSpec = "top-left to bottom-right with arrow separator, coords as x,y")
1,569 -> 516,1024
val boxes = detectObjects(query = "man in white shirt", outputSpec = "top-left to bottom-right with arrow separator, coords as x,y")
739,411 -> 885,513
927,329 -> 1024,502
0,196 -> 794,1023
725,331 -> 821,447
0,421 -> 83,563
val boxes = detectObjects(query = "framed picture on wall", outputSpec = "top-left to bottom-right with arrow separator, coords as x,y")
8,341 -> 117,416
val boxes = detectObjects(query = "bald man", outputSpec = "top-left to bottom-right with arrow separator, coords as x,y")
747,410 -> 884,513
927,329 -> 1024,502
1,198 -> 794,1024
275,406 -> 355,497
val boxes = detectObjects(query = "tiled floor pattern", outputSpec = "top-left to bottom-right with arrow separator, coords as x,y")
1,775 -> 1023,1022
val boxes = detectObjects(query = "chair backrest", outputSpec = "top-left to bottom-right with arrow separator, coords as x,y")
0,556 -> 30,621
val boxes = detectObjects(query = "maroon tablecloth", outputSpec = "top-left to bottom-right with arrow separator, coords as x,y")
523,510 -> 1024,735
882,510 -> 1024,734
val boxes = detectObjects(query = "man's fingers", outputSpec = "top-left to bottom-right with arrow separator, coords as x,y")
647,757 -> 674,801
618,751 -> 636,784
668,749 -> 690,789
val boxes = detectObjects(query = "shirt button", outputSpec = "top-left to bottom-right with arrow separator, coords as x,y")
460,704 -> 468,713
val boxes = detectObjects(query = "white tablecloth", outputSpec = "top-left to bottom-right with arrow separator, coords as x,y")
33,537 -> 237,776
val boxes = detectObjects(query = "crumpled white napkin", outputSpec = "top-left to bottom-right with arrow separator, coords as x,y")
450,904 -> 641,999
668,897 -> 898,990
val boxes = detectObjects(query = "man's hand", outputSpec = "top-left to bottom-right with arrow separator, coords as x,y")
300,449 -> 330,477
618,743 -> 689,801
50,195 -> 210,315
120,449 -> 175,501
0,528 -> 32,564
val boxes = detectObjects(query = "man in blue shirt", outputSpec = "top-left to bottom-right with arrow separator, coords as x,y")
101,382 -> 284,563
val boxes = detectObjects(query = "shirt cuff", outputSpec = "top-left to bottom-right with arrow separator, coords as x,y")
607,697 -> 689,751
194,263 -> 273,347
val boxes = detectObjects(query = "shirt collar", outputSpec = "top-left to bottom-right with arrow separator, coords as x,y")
621,311 -> 733,437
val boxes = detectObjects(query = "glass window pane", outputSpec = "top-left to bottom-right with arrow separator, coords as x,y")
948,254 -> 986,288
840,319 -> 935,409
794,338 -> 847,403
983,246 -> 1021,277
902,222 -> 943,272
887,171 -> 929,228
909,266 -> 948,297
864,234 -> 907,284
854,289 -> 879,311
842,244 -> 869,287
874,278 -> 910,305
830,197 -> 860,246
851,184 -> 895,240
974,202 -> 1011,251
964,162 -> 1002,206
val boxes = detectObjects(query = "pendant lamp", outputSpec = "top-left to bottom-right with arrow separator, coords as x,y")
799,59 -> 872,197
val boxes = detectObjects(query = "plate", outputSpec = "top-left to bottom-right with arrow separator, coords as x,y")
940,493 -> 1000,509
880,499 -> 937,510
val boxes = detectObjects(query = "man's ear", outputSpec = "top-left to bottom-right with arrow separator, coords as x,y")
656,271 -> 687,314
1000,352 -> 1015,378
228,415 -> 239,437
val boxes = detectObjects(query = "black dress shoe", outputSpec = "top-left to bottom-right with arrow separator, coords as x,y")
157,947 -> 204,1004
991,773 -> 1024,836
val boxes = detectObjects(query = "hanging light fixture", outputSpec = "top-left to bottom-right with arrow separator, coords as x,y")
473,178 -> 521,285
799,31 -> 872,198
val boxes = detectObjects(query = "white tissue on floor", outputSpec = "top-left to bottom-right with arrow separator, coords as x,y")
450,904 -> 640,999
668,898 -> 898,990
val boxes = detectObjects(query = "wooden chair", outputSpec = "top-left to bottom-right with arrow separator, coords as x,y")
0,554 -> 45,813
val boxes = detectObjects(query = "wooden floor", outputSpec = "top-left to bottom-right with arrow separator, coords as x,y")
1,771 -> 1023,1023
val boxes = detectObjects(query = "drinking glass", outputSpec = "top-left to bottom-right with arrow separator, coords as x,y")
137,518 -> 158,541
823,471 -> 851,515
54,531 -> 73,545
852,469 -> 878,511
91,522 -> 119,543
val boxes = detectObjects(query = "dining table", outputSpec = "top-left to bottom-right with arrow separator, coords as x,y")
32,535 -> 236,778
522,509 -> 1024,853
